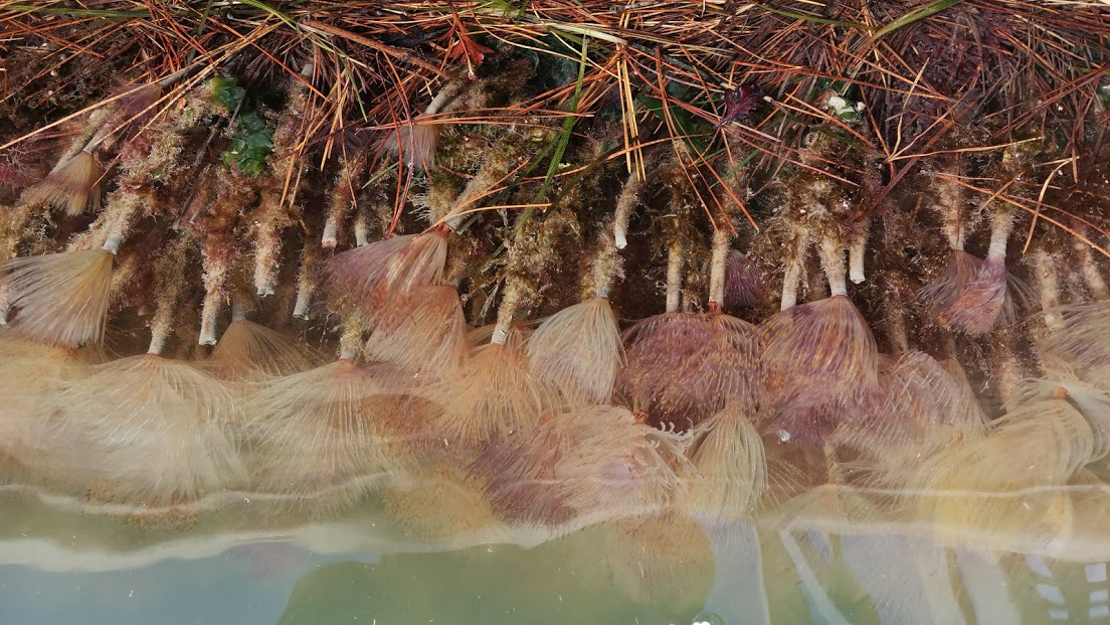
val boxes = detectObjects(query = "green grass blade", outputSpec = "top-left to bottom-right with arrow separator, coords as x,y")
511,33 -> 589,237
755,4 -> 873,31
229,0 -> 299,30
871,0 -> 965,41
479,35 -> 590,267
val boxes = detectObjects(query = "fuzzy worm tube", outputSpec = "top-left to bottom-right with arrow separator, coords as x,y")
199,170 -> 257,345
321,153 -> 366,248
936,158 -> 966,252
437,135 -> 525,229
293,233 -> 320,320
780,232 -> 810,310
491,281 -> 522,347
592,228 -> 622,299
254,62 -> 315,296
147,307 -> 173,357
818,234 -> 848,297
707,228 -> 731,309
1076,237 -> 1110,301
338,320 -> 365,361
230,301 -> 248,323
848,219 -> 868,284
665,238 -> 685,313
252,188 -> 286,297
884,294 -> 910,353
986,209 -> 1014,262
354,207 -> 373,247
1033,248 -> 1064,330
613,171 -> 644,250
147,237 -> 189,356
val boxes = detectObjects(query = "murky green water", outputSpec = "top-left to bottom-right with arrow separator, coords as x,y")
3,481 -> 1110,625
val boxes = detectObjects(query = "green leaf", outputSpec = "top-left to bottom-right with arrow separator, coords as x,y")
237,157 -> 266,177
211,77 -> 245,111
212,77 -> 276,174
244,131 -> 273,150
239,110 -> 268,132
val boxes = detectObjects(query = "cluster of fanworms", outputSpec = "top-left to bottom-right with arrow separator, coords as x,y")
0,8 -> 1109,536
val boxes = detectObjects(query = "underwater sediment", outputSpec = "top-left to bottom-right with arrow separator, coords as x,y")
0,0 -> 1109,530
